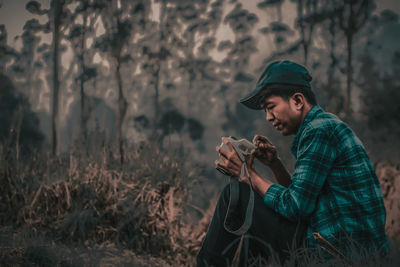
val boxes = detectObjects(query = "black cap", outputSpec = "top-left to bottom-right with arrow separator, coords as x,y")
240,60 -> 312,110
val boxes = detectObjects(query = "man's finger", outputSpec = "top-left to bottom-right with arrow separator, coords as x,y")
253,134 -> 268,143
258,143 -> 275,150
254,149 -> 270,160
215,160 -> 240,175
253,149 -> 263,157
252,134 -> 262,144
215,160 -> 231,175
253,134 -> 271,145
217,146 -> 237,163
215,159 -> 226,168
216,146 -> 241,167
246,152 -> 255,166
222,137 -> 235,153
221,138 -> 242,162
216,146 -> 229,159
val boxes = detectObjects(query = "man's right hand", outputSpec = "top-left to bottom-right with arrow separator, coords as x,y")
252,135 -> 279,167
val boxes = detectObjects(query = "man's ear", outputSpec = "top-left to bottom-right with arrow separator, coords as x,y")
291,93 -> 305,110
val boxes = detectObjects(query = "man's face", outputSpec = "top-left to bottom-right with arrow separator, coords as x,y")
262,95 -> 303,136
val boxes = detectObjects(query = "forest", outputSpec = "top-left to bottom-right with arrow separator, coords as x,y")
1,0 -> 400,266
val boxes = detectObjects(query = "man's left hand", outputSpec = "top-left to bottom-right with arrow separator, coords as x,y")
215,138 -> 255,182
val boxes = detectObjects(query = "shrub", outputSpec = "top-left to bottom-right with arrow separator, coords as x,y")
0,141 -> 205,266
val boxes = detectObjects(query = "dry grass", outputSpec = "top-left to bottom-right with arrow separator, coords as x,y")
1,141 -> 400,266
377,161 -> 400,243
0,141 -> 208,266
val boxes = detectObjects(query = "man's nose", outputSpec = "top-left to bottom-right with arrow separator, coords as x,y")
266,111 -> 274,122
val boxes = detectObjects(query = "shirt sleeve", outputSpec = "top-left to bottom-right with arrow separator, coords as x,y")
263,125 -> 337,221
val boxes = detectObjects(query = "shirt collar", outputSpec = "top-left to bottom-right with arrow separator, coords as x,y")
291,105 -> 323,156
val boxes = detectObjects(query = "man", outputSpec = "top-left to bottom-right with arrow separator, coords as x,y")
197,60 -> 389,266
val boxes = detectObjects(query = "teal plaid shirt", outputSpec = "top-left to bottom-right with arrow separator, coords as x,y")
264,105 -> 389,255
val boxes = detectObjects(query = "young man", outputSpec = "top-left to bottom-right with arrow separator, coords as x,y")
197,60 -> 389,266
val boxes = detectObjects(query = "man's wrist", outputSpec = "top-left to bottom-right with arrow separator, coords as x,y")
248,168 -> 274,196
268,157 -> 281,168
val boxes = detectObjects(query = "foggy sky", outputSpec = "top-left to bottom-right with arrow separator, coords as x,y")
1,0 -> 399,47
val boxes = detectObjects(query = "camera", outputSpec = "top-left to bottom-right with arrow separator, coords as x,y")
216,136 -> 256,176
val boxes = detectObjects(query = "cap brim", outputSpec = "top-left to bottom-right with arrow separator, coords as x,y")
239,87 -> 264,110
240,83 -> 311,110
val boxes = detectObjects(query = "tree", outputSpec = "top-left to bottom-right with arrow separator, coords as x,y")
358,52 -> 400,130
67,0 -> 99,144
257,1 -> 299,62
51,0 -> 64,155
223,3 -> 258,82
138,0 -> 223,145
95,0 -> 150,163
294,0 -> 320,65
0,25 -> 13,73
175,0 -> 224,109
357,10 -> 400,129
25,0 -> 67,155
0,73 -> 44,158
221,3 -> 260,139
141,0 -> 167,133
337,0 -> 373,116
299,0 -> 344,114
5,18 -> 46,110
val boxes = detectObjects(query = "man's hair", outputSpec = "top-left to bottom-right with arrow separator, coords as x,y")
258,84 -> 317,107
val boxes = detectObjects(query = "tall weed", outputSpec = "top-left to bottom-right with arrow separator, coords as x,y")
0,141 -> 205,266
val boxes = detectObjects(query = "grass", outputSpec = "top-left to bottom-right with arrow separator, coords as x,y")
1,141 -> 399,266
0,141 -> 209,266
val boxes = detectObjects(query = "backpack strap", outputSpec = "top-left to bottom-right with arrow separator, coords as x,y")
223,161 -> 254,236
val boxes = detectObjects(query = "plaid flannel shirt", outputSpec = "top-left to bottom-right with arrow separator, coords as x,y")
264,105 -> 389,255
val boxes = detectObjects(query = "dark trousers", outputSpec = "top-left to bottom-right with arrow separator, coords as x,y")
197,182 -> 308,267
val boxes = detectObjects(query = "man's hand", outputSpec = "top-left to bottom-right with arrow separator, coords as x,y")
252,135 -> 278,166
215,137 -> 256,178
218,142 -> 273,196
215,138 -> 243,178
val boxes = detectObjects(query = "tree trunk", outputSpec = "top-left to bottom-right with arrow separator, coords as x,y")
116,59 -> 127,164
338,0 -> 370,117
277,5 -> 282,22
79,67 -> 86,142
52,0 -> 62,155
345,33 -> 353,116
79,18 -> 87,145
297,0 -> 308,65
328,15 -> 336,83
154,65 -> 160,125
303,42 -> 309,66
152,0 -> 166,137
0,26 -> 5,73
